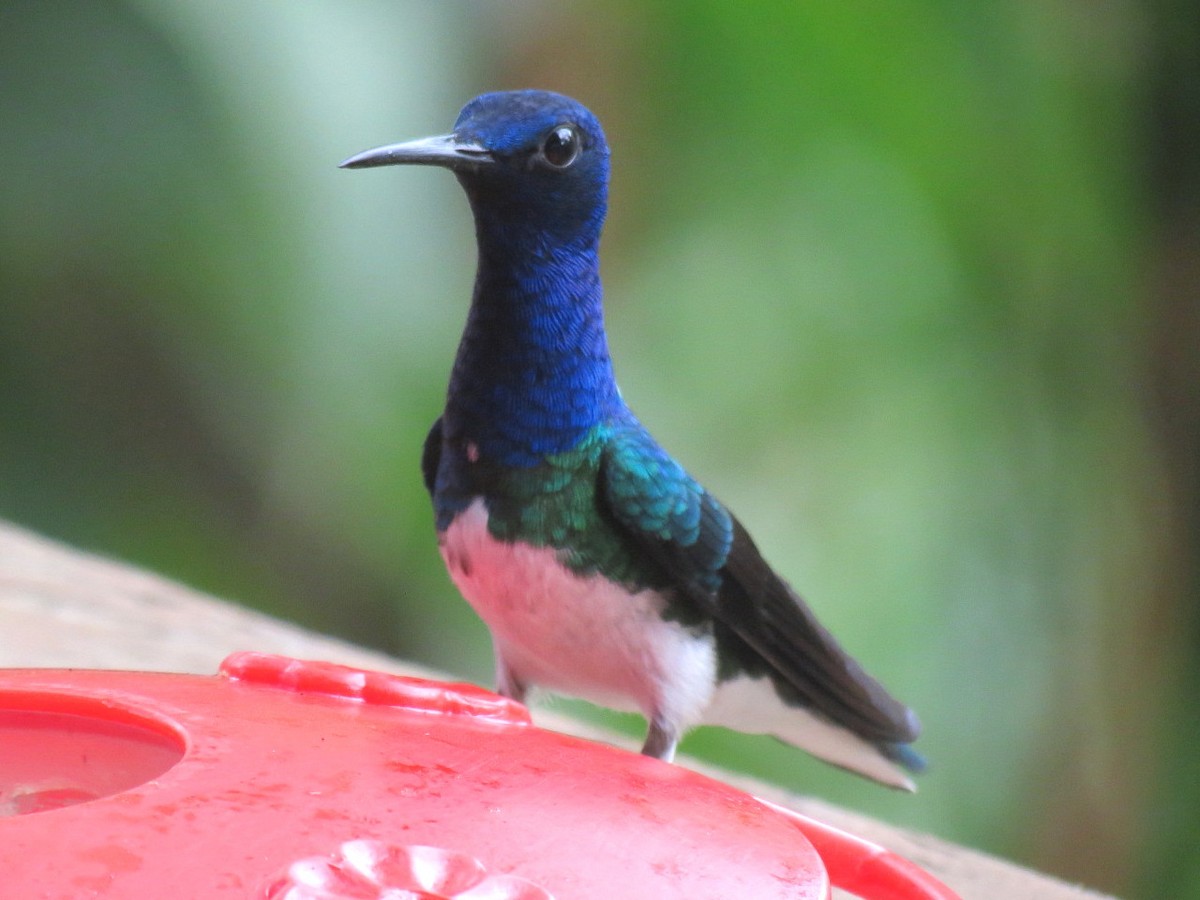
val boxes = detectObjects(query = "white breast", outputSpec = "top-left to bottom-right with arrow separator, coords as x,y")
439,498 -> 716,729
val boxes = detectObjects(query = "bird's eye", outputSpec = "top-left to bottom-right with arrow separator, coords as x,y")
540,125 -> 580,168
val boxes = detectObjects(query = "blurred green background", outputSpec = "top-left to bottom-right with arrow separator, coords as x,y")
1,2 -> 1196,895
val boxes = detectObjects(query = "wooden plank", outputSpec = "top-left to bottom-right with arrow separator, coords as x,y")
0,520 -> 1109,899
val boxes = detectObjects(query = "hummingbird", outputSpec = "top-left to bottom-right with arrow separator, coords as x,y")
341,90 -> 924,789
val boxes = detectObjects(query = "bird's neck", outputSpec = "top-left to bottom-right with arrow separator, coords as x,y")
444,229 -> 621,467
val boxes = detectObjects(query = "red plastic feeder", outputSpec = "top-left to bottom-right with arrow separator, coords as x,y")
0,653 -> 956,899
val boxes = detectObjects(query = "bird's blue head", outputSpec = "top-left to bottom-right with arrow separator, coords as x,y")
342,90 -> 610,252
343,91 -> 622,466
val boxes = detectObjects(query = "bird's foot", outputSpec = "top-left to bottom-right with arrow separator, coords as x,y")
494,657 -> 527,705
640,716 -> 679,762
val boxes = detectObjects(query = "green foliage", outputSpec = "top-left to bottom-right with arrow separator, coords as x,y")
0,2 -> 1193,896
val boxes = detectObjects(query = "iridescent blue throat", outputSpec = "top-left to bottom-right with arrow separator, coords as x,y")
443,240 -> 622,468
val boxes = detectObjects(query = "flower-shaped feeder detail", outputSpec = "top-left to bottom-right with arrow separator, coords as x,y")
268,840 -> 554,900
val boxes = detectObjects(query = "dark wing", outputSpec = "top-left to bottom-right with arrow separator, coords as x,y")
717,516 -> 920,743
600,419 -> 919,745
421,417 -> 443,497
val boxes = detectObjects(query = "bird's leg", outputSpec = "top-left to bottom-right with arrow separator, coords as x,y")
640,714 -> 680,762
493,652 -> 527,704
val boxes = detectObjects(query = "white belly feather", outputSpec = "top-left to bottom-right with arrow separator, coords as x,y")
439,499 -> 716,729
440,499 -> 914,789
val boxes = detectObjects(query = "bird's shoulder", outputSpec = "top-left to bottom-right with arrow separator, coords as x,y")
422,416 -> 443,497
599,414 -> 733,597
